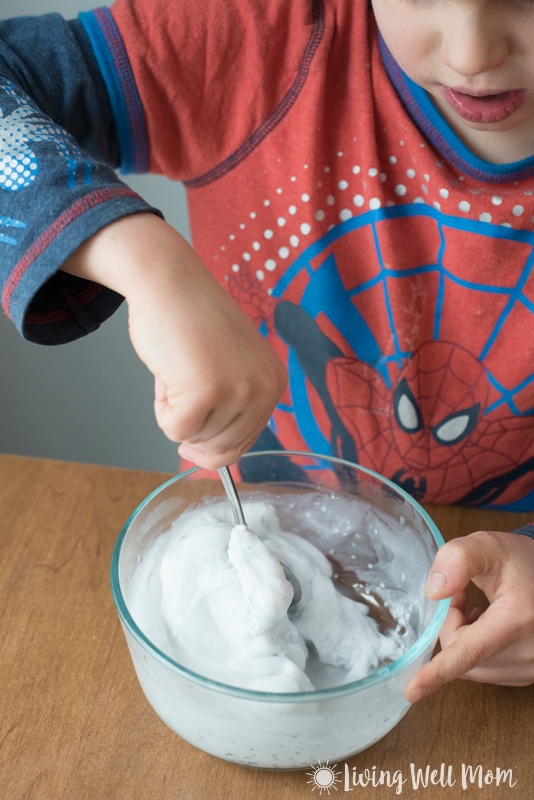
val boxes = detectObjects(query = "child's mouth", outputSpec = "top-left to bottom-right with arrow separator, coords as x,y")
440,87 -> 525,123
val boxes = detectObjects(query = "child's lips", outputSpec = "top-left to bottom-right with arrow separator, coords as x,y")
440,87 -> 525,123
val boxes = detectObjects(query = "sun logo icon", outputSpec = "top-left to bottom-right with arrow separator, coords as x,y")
306,761 -> 343,793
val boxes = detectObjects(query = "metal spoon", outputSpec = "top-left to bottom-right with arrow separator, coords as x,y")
326,554 -> 400,633
217,469 -> 399,630
218,466 -> 303,609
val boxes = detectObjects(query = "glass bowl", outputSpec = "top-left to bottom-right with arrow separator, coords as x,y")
111,451 -> 449,770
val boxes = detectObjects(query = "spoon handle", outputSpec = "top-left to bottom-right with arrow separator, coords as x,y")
218,465 -> 302,609
218,466 -> 246,526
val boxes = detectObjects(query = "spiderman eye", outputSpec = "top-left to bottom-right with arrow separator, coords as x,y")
432,403 -> 480,446
394,378 -> 423,433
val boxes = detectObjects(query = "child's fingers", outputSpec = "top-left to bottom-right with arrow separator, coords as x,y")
153,360 -> 284,464
405,603 -> 513,701
406,533 -> 511,702
435,588 -> 468,648
154,379 -> 278,469
177,407 -> 274,469
406,532 -> 534,700
155,387 -> 233,446
423,530 -> 505,600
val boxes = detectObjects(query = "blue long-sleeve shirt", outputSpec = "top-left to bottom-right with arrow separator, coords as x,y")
0,13 -> 156,344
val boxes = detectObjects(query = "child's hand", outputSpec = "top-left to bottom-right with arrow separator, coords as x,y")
129,257 -> 287,470
62,214 -> 287,468
405,531 -> 534,702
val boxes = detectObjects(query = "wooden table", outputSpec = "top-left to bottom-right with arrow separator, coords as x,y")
0,454 -> 532,800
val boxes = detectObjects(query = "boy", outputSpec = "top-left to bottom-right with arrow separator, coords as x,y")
0,0 -> 532,702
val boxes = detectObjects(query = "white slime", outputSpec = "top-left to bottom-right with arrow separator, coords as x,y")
130,497 -> 416,692
123,490 -> 439,768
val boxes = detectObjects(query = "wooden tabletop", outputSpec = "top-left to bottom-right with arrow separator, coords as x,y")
0,453 -> 532,800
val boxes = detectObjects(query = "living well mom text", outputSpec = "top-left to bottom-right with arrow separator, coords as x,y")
342,762 -> 517,794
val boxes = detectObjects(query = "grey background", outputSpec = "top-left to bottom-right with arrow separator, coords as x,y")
0,0 -> 192,472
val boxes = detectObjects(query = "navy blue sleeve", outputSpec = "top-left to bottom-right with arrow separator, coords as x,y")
511,524 -> 534,541
0,12 -> 159,345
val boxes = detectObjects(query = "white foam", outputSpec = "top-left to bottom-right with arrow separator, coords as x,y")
129,494 -> 423,692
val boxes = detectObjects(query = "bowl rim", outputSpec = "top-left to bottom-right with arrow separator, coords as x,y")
111,450 -> 450,702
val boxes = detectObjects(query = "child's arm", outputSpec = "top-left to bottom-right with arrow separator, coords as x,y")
62,212 -> 288,468
405,530 -> 534,701
0,13 -> 286,465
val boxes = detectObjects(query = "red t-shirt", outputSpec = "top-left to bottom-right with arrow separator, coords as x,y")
84,1 -> 534,507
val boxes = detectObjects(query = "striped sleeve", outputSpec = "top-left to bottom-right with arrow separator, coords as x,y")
0,12 -> 158,344
511,524 -> 534,541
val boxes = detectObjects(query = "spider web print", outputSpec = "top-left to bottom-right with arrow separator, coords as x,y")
275,204 -> 534,411
265,204 -> 534,509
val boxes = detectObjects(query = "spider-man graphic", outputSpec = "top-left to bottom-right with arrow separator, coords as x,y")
228,205 -> 534,511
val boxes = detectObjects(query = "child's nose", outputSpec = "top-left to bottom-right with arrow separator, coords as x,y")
440,13 -> 509,78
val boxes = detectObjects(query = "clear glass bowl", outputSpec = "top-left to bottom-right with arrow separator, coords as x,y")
111,451 -> 449,770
